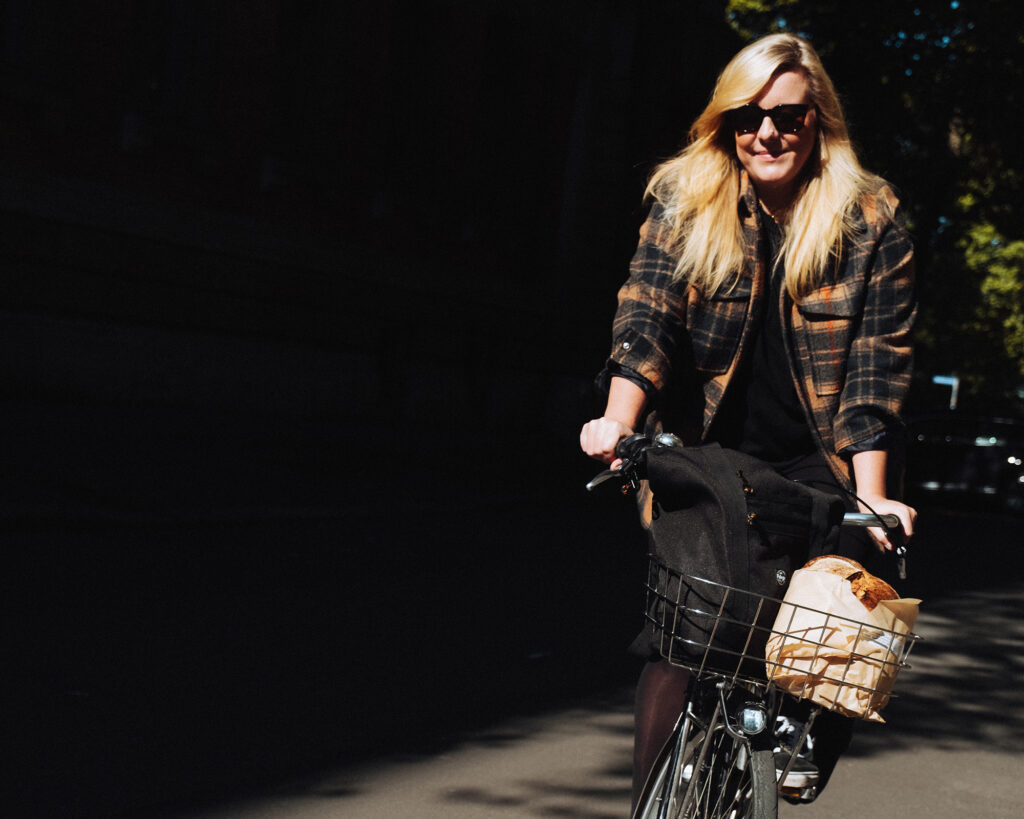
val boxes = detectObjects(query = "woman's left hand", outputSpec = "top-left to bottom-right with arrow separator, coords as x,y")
849,451 -> 916,551
856,495 -> 917,551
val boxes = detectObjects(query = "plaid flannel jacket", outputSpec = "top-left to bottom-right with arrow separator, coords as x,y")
605,174 -> 917,490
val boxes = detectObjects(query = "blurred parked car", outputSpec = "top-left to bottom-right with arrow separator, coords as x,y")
904,413 -> 1024,514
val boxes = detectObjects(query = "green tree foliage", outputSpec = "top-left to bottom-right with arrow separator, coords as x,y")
723,0 -> 1024,410
962,223 -> 1024,378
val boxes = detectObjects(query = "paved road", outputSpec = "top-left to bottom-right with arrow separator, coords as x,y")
180,580 -> 1024,819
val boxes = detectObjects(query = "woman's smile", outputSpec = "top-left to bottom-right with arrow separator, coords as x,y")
734,70 -> 817,212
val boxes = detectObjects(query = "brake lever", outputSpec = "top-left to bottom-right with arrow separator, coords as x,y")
885,520 -> 909,581
585,456 -> 641,494
585,468 -> 626,493
896,543 -> 908,581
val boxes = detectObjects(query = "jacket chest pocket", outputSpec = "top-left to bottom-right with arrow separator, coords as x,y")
687,286 -> 751,375
796,280 -> 863,396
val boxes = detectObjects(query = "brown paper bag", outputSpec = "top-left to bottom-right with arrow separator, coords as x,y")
765,567 -> 920,722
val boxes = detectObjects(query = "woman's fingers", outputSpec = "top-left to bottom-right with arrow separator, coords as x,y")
859,498 -> 917,551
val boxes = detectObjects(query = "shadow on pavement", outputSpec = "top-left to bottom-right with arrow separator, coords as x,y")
236,687 -> 636,819
5,443 -> 649,819
8,417 -> 1021,819
841,506 -> 1024,758
846,582 -> 1024,757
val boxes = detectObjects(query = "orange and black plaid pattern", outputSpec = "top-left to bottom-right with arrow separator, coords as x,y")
605,174 -> 916,490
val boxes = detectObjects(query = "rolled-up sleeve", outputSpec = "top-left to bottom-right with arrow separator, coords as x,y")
600,205 -> 688,395
833,216 -> 917,453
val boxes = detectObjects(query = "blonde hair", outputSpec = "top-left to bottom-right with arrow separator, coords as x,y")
646,33 -> 892,298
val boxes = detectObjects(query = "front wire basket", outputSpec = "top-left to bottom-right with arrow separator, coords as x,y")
643,558 -> 920,719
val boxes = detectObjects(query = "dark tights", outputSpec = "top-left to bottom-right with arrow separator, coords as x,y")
632,659 -> 691,810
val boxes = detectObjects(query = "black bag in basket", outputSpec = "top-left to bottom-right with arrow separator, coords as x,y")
631,442 -> 846,676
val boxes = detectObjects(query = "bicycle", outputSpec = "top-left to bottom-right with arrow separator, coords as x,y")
588,435 -> 919,819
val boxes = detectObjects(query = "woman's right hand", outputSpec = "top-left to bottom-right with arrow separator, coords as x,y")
580,416 -> 635,468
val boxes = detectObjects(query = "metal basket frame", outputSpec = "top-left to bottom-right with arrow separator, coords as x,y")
644,558 -> 920,714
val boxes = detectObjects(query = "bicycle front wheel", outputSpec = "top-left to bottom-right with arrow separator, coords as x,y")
635,716 -> 777,819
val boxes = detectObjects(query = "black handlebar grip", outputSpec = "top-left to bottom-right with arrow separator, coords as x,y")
615,433 -> 650,462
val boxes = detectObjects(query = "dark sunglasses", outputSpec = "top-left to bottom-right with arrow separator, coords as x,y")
727,103 -> 812,135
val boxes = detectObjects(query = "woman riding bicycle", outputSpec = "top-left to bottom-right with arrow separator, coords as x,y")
578,33 -> 918,809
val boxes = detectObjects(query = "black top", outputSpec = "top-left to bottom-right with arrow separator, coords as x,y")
712,215 -> 816,464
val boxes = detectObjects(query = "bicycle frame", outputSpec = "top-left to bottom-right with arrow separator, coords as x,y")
638,676 -> 782,819
594,436 -> 919,818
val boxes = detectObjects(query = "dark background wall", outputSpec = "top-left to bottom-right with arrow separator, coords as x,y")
3,1 -> 740,496
1,2 -> 741,816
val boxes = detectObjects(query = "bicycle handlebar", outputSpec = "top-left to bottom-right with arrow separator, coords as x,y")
586,434 -> 911,577
841,512 -> 900,530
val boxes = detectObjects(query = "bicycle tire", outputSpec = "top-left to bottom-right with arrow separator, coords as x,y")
744,749 -> 777,819
634,718 -> 777,819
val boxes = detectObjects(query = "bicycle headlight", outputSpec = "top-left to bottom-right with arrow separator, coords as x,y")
738,703 -> 769,735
